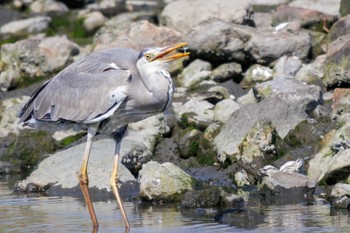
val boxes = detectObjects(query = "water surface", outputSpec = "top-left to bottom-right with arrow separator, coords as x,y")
1,175 -> 349,233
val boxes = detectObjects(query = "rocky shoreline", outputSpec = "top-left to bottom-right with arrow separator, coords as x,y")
1,0 -> 350,224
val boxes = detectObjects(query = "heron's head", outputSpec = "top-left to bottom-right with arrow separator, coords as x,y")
137,42 -> 190,69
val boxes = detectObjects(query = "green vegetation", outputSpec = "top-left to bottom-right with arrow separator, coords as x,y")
46,13 -> 93,46
58,132 -> 85,147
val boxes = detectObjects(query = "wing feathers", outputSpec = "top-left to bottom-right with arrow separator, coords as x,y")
29,69 -> 130,123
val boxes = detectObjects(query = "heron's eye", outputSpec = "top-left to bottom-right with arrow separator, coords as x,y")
144,53 -> 153,61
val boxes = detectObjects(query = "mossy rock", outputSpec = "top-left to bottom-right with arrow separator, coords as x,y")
2,130 -> 60,173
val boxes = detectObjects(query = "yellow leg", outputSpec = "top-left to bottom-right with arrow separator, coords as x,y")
78,126 -> 99,229
110,141 -> 130,230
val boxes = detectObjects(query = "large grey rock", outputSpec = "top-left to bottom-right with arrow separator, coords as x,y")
214,99 -> 240,123
0,35 -> 80,91
324,34 -> 350,87
80,11 -> 107,32
30,0 -> 68,14
215,79 -> 321,163
308,146 -> 350,186
329,15 -> 350,42
121,115 -> 166,172
94,20 -> 181,51
186,19 -> 311,64
139,161 -> 194,201
210,62 -> 242,83
93,0 -> 126,16
17,139 -> 138,197
0,96 -> 29,139
0,16 -> 51,38
330,183 -> 350,209
272,5 -> 337,28
160,0 -> 250,33
246,28 -> 311,64
273,55 -> 302,78
288,0 -> 341,16
93,11 -> 155,49
259,171 -> 311,203
295,54 -> 326,87
173,99 -> 215,129
237,120 -> 277,172
0,5 -> 21,28
241,64 -> 273,88
178,59 -> 212,88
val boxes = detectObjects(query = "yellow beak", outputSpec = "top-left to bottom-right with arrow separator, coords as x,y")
153,42 -> 190,62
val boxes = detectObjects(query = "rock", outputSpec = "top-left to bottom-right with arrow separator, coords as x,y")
94,20 -> 182,51
160,0 -> 250,34
254,77 -> 321,105
17,139 -> 138,197
234,170 -> 251,187
58,0 -> 86,9
329,183 -> 350,209
241,64 -> 273,88
181,187 -> 222,208
332,88 -> 350,115
253,12 -> 274,28
138,161 -> 194,201
30,0 -> 69,15
126,0 -> 164,12
245,28 -> 311,64
175,128 -> 202,159
308,124 -> 350,185
215,85 -> 320,163
81,11 -> 107,32
178,59 -> 212,89
94,11 -> 156,48
273,55 -> 302,78
2,130 -> 59,173
329,15 -> 350,42
237,120 -> 277,173
94,0 -> 126,17
259,171 -> 311,203
236,89 -> 259,106
272,5 -> 337,27
324,34 -> 350,87
173,99 -> 215,129
185,165 -> 235,187
121,115 -> 166,173
340,0 -> 350,17
153,138 -> 180,164
0,5 -> 21,28
295,54 -> 326,87
0,96 -> 29,139
186,18 -> 311,65
214,99 -> 240,123
0,35 -> 80,91
185,19 -> 246,63
0,16 -> 51,38
210,62 -> 242,83
0,161 -> 20,174
288,0 -> 341,16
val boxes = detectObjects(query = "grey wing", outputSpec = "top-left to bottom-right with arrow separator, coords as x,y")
20,69 -> 130,124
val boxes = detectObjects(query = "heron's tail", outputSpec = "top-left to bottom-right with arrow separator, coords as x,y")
18,79 -> 52,123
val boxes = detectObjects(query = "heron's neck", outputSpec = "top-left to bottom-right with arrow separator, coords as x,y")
137,62 -> 174,110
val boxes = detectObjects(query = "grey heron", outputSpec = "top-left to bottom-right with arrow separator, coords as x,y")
18,42 -> 190,230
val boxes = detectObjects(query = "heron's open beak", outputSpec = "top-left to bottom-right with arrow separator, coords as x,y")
153,42 -> 190,62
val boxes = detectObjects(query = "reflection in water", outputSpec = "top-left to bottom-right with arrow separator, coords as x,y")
1,176 -> 350,233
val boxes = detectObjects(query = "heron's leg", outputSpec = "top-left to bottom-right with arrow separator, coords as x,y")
78,126 -> 99,228
110,126 -> 130,230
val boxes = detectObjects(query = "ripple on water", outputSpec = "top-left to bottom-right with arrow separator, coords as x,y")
1,178 -> 350,233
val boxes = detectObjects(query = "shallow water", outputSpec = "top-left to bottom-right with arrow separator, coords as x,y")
1,175 -> 349,233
